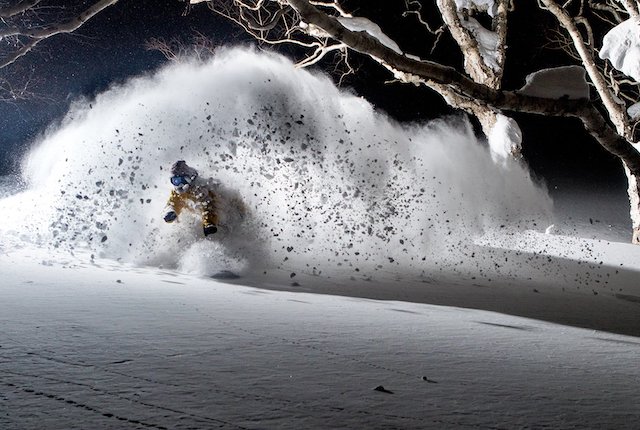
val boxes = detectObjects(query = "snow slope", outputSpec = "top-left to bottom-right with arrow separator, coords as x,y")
2,48 -> 640,428
2,248 -> 640,430
0,48 -> 639,329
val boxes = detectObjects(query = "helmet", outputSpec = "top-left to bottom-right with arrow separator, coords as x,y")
170,160 -> 198,194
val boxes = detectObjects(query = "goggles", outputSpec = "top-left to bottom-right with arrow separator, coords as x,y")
171,175 -> 190,186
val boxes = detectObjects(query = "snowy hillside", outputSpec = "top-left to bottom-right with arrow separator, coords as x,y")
2,248 -> 640,429
2,49 -> 640,429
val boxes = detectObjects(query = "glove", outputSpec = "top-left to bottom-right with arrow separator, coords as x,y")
164,211 -> 177,223
203,225 -> 218,236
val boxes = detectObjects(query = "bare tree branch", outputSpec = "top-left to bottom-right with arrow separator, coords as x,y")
589,0 -> 626,23
0,0 -> 119,69
145,32 -> 218,62
282,0 -> 640,175
616,0 -> 640,16
308,0 -> 351,17
401,1 -> 445,55
540,0 -> 630,139
0,0 -> 41,18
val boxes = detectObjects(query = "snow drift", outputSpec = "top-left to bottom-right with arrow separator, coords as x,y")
0,48 -> 561,281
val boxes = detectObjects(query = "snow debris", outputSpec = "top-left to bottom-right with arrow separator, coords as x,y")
459,17 -> 500,71
628,101 -> 640,120
5,47 -> 553,284
600,17 -> 640,82
373,385 -> 394,394
454,0 -> 498,17
337,16 -> 402,54
189,0 -> 207,3
518,66 -> 589,100
487,114 -> 522,162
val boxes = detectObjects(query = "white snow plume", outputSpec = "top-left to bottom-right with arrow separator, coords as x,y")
0,48 -> 551,280
0,175 -> 22,199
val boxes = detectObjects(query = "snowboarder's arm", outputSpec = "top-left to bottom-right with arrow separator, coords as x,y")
164,190 -> 185,223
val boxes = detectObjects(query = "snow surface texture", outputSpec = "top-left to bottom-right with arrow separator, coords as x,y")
600,17 -> 640,82
2,250 -> 640,429
0,47 -> 555,284
518,65 -> 590,100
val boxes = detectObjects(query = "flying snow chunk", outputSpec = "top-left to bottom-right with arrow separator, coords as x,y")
600,18 -> 640,82
454,0 -> 498,17
337,17 -> 402,54
518,66 -> 589,100
488,114 -> 522,162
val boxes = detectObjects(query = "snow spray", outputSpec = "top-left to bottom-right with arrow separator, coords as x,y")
0,48 -> 553,279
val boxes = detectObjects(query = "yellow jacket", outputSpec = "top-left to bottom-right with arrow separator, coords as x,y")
166,179 -> 220,227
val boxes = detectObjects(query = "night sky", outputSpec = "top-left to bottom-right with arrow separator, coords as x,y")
0,0 -> 237,172
0,0 -> 628,192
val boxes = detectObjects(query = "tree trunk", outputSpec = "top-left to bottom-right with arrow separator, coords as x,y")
624,165 -> 640,243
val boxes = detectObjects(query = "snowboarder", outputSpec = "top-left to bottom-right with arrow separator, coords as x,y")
163,160 -> 223,236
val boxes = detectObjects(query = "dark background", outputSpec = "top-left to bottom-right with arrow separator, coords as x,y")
0,0 -> 627,192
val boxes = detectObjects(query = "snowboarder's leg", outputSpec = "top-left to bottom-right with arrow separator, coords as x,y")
164,190 -> 185,223
202,206 -> 219,236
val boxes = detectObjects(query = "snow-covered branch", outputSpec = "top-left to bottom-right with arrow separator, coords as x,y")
540,0 -> 631,139
437,0 -> 501,87
283,0 -> 640,168
435,0 -> 518,159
